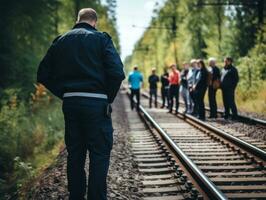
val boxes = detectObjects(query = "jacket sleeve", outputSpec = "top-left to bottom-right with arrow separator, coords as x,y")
214,67 -> 221,81
148,76 -> 151,84
139,73 -> 143,83
103,33 -> 125,103
232,67 -> 239,88
37,39 -> 62,99
195,69 -> 207,89
177,71 -> 181,84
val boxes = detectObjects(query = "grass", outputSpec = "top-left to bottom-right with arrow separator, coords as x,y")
0,86 -> 65,199
213,81 -> 266,115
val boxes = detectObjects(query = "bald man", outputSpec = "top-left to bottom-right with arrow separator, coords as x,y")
37,8 -> 125,200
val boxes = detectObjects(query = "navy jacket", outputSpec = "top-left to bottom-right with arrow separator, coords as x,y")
160,73 -> 169,88
211,66 -> 220,82
37,23 -> 125,103
221,65 -> 239,90
148,74 -> 159,89
195,67 -> 208,91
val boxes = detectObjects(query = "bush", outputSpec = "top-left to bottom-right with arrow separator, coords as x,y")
237,44 -> 266,102
0,86 -> 64,198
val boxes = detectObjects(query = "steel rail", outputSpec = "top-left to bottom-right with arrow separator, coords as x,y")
137,103 -> 228,200
141,91 -> 266,161
141,91 -> 266,126
124,88 -> 228,200
182,113 -> 266,161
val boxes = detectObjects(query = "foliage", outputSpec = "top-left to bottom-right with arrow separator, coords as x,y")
237,43 -> 266,101
0,0 -> 120,197
125,0 -> 265,78
0,0 -> 120,92
0,88 -> 64,198
125,0 -> 266,114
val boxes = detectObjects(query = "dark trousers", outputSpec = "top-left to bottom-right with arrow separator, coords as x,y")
161,87 -> 169,107
62,97 -> 113,200
169,85 -> 179,112
130,88 -> 140,110
222,88 -> 238,118
208,86 -> 218,117
195,88 -> 207,120
149,88 -> 157,108
190,90 -> 197,115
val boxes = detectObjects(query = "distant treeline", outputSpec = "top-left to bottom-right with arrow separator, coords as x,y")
125,0 -> 266,113
125,0 -> 265,77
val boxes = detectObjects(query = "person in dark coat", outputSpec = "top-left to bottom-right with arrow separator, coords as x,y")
221,57 -> 239,120
193,59 -> 208,120
148,68 -> 159,108
208,58 -> 221,118
160,68 -> 169,108
37,8 -> 125,200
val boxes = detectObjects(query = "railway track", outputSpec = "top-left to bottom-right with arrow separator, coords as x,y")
141,92 -> 266,151
141,91 -> 266,126
123,93 -> 218,200
124,90 -> 266,199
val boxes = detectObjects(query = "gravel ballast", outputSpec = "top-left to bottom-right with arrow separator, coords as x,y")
27,93 -> 141,200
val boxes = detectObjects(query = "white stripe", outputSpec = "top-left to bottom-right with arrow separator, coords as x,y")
63,92 -> 108,99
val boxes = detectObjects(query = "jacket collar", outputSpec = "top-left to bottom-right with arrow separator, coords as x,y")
225,64 -> 233,69
73,22 -> 97,31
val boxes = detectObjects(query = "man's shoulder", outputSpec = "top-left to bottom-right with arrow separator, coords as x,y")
64,27 -> 104,38
232,65 -> 238,71
102,32 -> 112,39
52,35 -> 62,44
213,66 -> 219,70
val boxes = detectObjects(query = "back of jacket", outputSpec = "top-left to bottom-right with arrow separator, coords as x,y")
128,71 -> 143,89
37,23 -> 125,103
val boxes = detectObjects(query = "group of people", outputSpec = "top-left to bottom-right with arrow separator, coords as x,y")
128,57 -> 239,121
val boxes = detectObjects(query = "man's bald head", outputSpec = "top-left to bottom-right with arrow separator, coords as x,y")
77,8 -> 98,27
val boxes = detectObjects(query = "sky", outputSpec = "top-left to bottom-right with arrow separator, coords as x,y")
116,0 -> 165,60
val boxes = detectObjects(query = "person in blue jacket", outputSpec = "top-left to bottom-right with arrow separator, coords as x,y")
128,66 -> 143,111
37,8 -> 125,200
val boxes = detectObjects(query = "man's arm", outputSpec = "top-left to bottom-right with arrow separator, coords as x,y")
148,76 -> 151,84
102,33 -> 125,103
37,38 -> 62,99
140,74 -> 143,82
213,67 -> 220,81
233,67 -> 239,88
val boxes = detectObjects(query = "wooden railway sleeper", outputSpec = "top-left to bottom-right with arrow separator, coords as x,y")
138,113 -> 198,198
